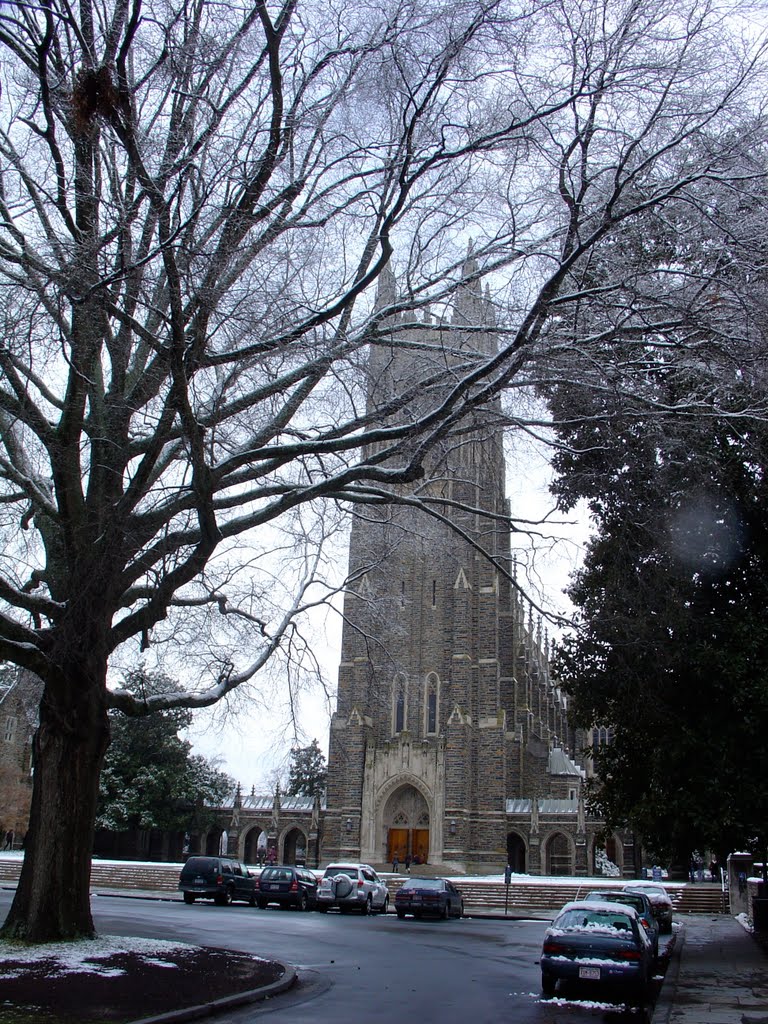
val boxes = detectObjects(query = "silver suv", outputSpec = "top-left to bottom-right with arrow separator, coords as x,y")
316,863 -> 389,915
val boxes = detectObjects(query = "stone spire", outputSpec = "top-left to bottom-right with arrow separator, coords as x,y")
374,260 -> 398,313
453,240 -> 484,327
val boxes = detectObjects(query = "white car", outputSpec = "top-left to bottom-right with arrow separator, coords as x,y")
316,863 -> 389,915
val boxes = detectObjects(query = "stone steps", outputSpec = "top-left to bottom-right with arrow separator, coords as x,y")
0,858 -> 728,914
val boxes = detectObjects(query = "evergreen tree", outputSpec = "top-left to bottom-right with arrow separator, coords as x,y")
287,740 -> 327,799
547,311 -> 768,866
97,670 -> 234,834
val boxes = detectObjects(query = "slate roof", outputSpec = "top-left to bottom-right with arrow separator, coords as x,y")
240,794 -> 325,812
548,746 -> 586,778
506,797 -> 580,814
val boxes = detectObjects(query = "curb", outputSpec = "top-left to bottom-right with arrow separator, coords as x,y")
126,961 -> 298,1024
650,925 -> 683,1024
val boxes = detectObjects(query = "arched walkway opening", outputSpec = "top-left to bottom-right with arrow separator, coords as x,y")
545,832 -> 572,875
282,827 -> 307,865
593,835 -> 623,876
506,832 -> 527,874
243,826 -> 267,865
205,828 -> 223,856
383,784 -> 430,865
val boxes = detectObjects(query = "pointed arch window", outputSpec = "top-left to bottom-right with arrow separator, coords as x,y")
392,675 -> 407,734
424,673 -> 439,734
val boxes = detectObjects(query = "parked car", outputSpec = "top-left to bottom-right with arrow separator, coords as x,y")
623,881 -> 674,934
583,889 -> 660,960
257,865 -> 318,910
540,900 -> 654,1004
316,863 -> 389,915
395,877 -> 463,919
178,856 -> 256,906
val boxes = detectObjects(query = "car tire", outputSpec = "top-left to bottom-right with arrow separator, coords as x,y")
257,898 -> 268,909
541,973 -> 556,997
396,909 -> 406,919
458,901 -> 464,918
298,891 -> 308,912
442,903 -> 449,920
380,895 -> 389,915
317,904 -> 328,912
248,893 -> 256,907
183,892 -> 195,905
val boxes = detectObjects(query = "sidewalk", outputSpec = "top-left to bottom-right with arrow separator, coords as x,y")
653,916 -> 768,1024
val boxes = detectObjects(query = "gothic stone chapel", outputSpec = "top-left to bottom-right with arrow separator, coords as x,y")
320,258 -> 629,878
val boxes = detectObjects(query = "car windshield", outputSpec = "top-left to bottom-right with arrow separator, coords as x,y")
402,878 -> 444,889
553,909 -> 634,934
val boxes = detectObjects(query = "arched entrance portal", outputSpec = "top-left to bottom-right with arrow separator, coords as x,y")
506,832 -> 527,874
383,784 -> 430,865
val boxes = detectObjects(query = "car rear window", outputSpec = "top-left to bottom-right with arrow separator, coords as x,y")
587,891 -> 643,912
627,884 -> 665,897
555,909 -> 634,933
261,868 -> 294,881
182,857 -> 218,873
403,878 -> 444,889
323,867 -> 356,879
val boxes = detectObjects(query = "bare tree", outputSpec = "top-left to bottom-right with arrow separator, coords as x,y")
0,0 -> 765,940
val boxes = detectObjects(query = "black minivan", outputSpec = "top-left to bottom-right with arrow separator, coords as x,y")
178,856 -> 256,906
257,865 -> 318,910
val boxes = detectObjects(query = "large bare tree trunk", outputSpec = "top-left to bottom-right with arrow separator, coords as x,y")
2,661 -> 110,942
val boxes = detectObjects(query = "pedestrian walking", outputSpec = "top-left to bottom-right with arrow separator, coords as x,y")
405,852 -> 412,873
392,852 -> 400,873
3,829 -> 13,851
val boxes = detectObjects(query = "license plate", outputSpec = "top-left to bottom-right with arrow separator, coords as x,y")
194,877 -> 205,884
270,884 -> 280,890
579,967 -> 601,981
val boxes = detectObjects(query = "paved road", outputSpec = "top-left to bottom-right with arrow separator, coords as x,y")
0,890 -> 666,1022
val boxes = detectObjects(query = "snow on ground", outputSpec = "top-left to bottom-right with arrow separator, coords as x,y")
0,932 -> 276,974
0,935 -> 207,975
